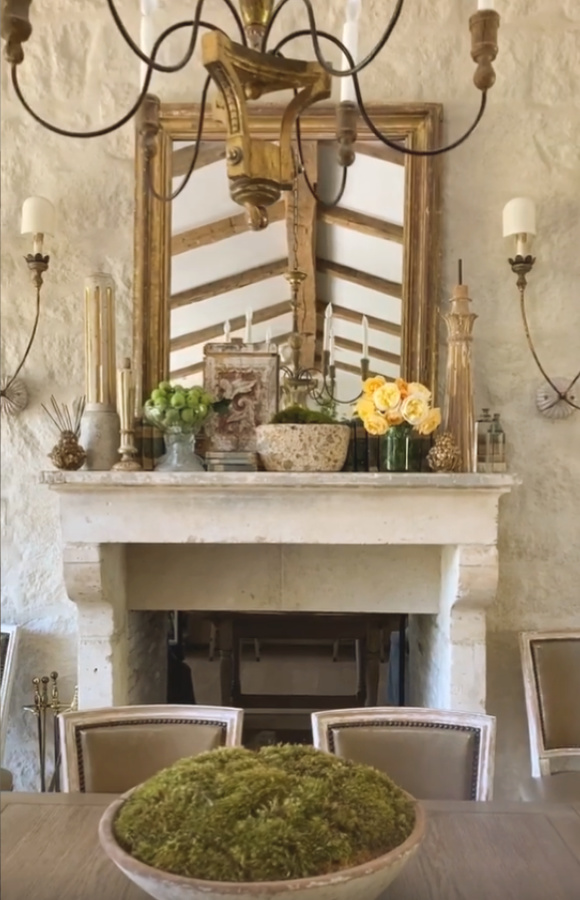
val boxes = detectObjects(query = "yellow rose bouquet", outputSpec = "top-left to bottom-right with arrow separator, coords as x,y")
354,377 -> 441,471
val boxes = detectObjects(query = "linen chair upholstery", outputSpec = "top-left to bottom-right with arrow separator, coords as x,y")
59,704 -> 243,793
519,631 -> 580,801
312,707 -> 496,801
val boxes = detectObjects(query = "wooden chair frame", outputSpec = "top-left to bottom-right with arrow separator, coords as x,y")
1,624 -> 20,764
59,704 -> 243,792
312,706 -> 496,801
519,630 -> 580,778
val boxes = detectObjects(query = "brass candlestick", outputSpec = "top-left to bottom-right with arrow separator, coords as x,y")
23,671 -> 77,792
442,261 -> 478,472
113,358 -> 142,471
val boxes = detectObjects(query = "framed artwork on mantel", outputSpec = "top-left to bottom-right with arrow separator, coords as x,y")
203,341 -> 279,452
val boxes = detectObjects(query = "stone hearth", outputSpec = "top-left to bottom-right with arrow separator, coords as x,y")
43,471 -> 514,714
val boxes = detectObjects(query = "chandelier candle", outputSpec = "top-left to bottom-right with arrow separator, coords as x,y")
81,273 -> 121,470
442,264 -> 478,473
244,307 -> 253,343
340,0 -> 361,104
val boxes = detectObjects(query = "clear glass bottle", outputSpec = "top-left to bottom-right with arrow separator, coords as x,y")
474,408 -> 492,473
485,413 -> 507,473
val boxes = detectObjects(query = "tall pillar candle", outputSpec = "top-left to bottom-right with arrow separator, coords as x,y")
81,273 -> 120,470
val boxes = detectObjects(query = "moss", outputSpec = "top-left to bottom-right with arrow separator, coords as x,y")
270,405 -> 340,425
114,745 -> 415,883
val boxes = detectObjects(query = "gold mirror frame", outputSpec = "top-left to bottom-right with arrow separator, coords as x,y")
132,100 -> 442,412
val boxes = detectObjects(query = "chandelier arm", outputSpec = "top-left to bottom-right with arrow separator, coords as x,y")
263,0 -> 406,77
1,283 -> 41,396
519,287 -> 580,411
146,75 -> 213,204
295,113 -> 348,207
105,0 -> 246,73
274,30 -> 489,159
8,19 -> 209,140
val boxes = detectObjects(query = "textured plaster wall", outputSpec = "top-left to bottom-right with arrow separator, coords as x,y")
1,1 -> 579,792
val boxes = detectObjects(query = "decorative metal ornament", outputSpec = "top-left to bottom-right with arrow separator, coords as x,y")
536,378 -> 577,420
0,376 -> 28,415
427,432 -> 462,473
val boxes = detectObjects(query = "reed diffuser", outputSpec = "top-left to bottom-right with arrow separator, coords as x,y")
42,395 -> 86,470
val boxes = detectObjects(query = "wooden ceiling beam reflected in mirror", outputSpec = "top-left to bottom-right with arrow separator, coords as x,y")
133,103 -> 441,413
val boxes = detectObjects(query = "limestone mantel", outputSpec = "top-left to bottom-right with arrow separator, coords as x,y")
43,471 -> 515,715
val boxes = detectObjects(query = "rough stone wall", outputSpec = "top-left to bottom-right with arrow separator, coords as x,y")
1,1 -> 579,791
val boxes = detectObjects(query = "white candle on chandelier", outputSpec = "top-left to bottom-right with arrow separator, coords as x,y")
340,0 -> 362,104
329,328 -> 336,366
140,0 -> 158,89
21,196 -> 55,255
245,307 -> 253,343
362,315 -> 369,359
477,1 -> 495,9
323,303 -> 333,353
223,320 -> 231,342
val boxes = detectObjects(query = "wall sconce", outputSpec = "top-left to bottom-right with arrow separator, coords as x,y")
503,197 -> 579,419
0,196 -> 55,415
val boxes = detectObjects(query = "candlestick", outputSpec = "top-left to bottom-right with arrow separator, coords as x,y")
323,303 -> 333,353
362,315 -> 369,359
113,358 -> 142,471
442,282 -> 478,472
224,320 -> 231,342
340,0 -> 361,103
245,307 -> 253,343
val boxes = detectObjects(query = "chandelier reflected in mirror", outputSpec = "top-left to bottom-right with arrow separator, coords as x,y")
1,0 -> 500,230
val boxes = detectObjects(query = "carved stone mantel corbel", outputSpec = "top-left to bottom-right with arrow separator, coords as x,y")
45,471 -> 516,713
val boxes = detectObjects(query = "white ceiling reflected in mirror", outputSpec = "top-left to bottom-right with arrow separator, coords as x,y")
133,105 -> 441,412
169,140 -> 405,408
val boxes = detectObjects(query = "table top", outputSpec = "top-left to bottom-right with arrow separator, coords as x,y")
2,793 -> 579,899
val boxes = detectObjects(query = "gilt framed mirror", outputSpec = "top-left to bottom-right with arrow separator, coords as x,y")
133,101 -> 441,429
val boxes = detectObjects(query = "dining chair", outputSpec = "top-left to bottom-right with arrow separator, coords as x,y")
311,706 -> 496,801
519,630 -> 580,801
59,704 -> 244,793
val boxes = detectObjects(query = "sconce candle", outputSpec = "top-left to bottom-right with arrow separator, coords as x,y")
323,303 -> 333,353
362,315 -> 369,359
340,0 -> 362,103
503,197 -> 536,257
477,1 -> 495,9
245,307 -> 253,343
21,196 -> 55,255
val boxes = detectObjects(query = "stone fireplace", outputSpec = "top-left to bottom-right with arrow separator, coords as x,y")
43,471 -> 514,714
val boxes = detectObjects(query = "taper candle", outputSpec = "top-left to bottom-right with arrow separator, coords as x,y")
245,307 -> 253,343
362,315 -> 369,358
323,303 -> 333,353
340,0 -> 361,103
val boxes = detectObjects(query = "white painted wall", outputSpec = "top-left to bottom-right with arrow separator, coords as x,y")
1,0 -> 579,793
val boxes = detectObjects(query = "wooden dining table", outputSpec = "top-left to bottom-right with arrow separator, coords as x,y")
1,792 -> 579,899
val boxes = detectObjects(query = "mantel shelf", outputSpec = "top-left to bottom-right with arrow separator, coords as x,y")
41,471 -> 517,493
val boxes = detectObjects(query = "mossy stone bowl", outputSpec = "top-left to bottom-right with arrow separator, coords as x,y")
98,746 -> 426,900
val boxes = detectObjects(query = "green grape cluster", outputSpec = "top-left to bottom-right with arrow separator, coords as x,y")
143,382 -> 215,433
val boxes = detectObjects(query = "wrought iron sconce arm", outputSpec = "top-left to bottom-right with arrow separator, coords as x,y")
509,256 -> 579,417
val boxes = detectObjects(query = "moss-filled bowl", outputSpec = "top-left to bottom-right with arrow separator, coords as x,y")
99,745 -> 425,900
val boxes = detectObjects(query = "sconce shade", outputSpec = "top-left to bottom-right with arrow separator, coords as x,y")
503,197 -> 536,238
21,196 -> 55,236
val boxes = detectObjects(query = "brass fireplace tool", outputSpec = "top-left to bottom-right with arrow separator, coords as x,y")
23,671 -> 77,792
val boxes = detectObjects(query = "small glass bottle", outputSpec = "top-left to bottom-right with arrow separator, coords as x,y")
474,408 -> 492,473
486,413 -> 507,473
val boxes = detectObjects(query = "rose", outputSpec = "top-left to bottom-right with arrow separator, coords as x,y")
406,382 -> 432,401
373,383 -> 402,413
363,375 -> 386,396
355,396 -> 376,421
362,412 -> 389,436
386,411 -> 404,426
401,394 -> 430,426
416,407 -> 441,435
395,378 -> 409,400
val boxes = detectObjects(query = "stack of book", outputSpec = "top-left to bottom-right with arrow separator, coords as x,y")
205,451 -> 258,472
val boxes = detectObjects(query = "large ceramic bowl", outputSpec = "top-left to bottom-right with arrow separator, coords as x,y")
255,424 -> 351,473
99,792 -> 425,900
